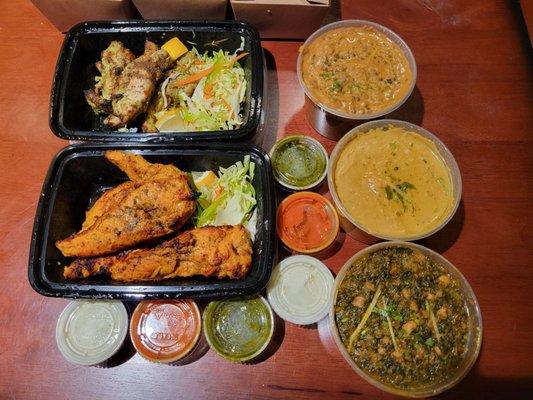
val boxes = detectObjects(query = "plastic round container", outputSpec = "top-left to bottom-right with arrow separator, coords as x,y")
276,191 -> 339,253
329,241 -> 482,397
297,20 -> 417,140
130,300 -> 201,364
327,119 -> 462,243
269,135 -> 329,191
203,295 -> 274,363
56,300 -> 128,366
267,255 -> 334,325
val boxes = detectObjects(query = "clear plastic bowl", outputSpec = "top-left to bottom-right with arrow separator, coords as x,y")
329,241 -> 483,397
327,119 -> 462,242
296,20 -> 417,139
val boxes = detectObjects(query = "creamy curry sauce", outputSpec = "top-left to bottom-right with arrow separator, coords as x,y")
301,26 -> 412,115
334,127 -> 454,238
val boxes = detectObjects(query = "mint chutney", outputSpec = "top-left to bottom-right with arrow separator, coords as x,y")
270,135 -> 328,190
203,296 -> 274,362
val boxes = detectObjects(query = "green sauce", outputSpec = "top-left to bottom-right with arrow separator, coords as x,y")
203,296 -> 273,362
271,135 -> 327,189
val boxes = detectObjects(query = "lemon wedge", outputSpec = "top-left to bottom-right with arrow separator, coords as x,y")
191,171 -> 218,189
162,37 -> 188,61
155,109 -> 186,132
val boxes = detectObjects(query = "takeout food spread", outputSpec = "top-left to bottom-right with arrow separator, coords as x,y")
30,18 -> 480,397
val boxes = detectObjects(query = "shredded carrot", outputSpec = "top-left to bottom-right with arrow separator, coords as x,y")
173,52 -> 249,88
204,82 -> 214,98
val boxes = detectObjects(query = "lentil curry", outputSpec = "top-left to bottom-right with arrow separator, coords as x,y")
301,26 -> 413,115
335,247 -> 469,390
333,126 -> 454,238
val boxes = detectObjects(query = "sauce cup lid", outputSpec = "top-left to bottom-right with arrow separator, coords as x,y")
130,300 -> 201,364
276,191 -> 339,253
267,255 -> 334,325
56,300 -> 128,366
203,295 -> 274,363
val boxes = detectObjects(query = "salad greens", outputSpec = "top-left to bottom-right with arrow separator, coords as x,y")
160,48 -> 247,132
193,156 -> 257,238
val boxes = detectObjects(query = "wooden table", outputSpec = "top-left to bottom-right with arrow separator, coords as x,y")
0,1 -> 531,399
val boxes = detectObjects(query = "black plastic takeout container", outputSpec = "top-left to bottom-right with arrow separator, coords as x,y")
50,20 -> 264,142
28,143 -> 276,300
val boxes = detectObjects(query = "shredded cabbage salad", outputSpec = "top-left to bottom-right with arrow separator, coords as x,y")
193,156 -> 257,238
158,48 -> 247,131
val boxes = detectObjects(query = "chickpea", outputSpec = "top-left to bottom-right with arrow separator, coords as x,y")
352,296 -> 366,308
437,306 -> 448,320
402,320 -> 417,335
438,275 -> 451,286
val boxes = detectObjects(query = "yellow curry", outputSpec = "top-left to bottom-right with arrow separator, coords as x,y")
334,127 -> 454,238
301,26 -> 412,115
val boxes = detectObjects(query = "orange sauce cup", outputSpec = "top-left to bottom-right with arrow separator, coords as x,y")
130,300 -> 201,364
276,191 -> 339,254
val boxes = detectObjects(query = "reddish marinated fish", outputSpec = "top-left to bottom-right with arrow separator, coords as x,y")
55,151 -> 195,258
63,225 -> 253,282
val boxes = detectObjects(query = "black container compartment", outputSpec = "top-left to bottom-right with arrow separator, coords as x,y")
29,143 -> 276,300
50,20 -> 263,142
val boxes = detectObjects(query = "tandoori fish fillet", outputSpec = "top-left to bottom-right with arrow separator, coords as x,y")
63,225 -> 253,282
55,151 -> 195,258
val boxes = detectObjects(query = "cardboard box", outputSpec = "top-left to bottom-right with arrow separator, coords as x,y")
230,0 -> 330,39
132,0 -> 227,20
30,0 -> 137,32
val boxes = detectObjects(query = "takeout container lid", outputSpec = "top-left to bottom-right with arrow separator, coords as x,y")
56,300 -> 128,366
49,20 -> 263,142
203,295 -> 274,362
276,191 -> 339,253
329,241 -> 482,397
267,255 -> 333,325
28,142 -> 276,300
327,119 -> 462,243
269,135 -> 329,191
296,20 -> 417,139
130,300 -> 202,364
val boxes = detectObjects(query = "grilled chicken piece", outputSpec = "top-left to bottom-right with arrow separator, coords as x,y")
104,41 -> 174,128
55,151 -> 195,258
142,51 -> 199,133
84,41 -> 135,114
63,225 -> 253,282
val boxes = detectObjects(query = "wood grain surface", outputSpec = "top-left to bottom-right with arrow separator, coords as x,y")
0,1 -> 532,399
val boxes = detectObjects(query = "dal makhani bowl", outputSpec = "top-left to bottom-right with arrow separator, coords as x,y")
330,242 -> 482,397
327,119 -> 461,242
297,20 -> 417,139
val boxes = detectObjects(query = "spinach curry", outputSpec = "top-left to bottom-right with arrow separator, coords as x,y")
335,247 -> 469,390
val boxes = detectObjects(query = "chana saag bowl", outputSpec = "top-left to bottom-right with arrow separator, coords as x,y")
329,242 -> 482,397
